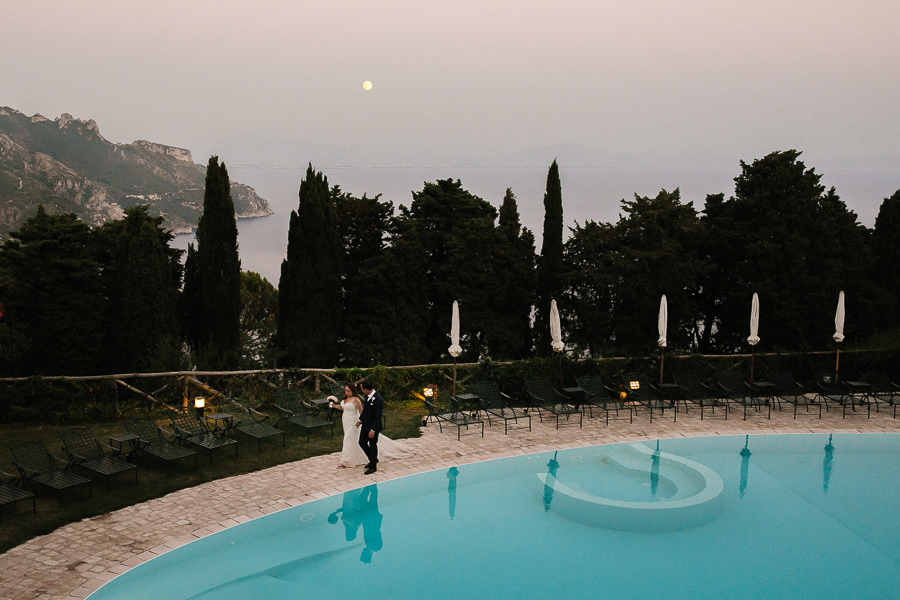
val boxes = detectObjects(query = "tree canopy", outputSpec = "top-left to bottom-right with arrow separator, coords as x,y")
0,206 -> 105,375
1,150 -> 898,378
96,206 -> 183,373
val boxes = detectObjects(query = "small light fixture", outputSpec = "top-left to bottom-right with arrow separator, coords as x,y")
619,391 -> 628,400
194,396 -> 206,418
423,386 -> 435,399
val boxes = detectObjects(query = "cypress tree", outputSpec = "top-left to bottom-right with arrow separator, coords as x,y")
334,189 -> 398,364
536,160 -> 564,354
489,189 -> 537,359
276,165 -> 342,367
181,243 -> 201,353
194,156 -> 242,369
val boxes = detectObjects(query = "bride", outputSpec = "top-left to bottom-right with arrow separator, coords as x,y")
329,383 -> 413,468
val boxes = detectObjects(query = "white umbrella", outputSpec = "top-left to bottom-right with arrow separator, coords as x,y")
748,293 -> 760,346
448,300 -> 462,357
550,300 -> 564,353
550,300 -> 564,385
448,301 -> 462,397
657,295 -> 667,383
833,291 -> 845,380
748,292 -> 760,381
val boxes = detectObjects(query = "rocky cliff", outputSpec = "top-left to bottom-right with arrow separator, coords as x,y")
0,107 -> 272,238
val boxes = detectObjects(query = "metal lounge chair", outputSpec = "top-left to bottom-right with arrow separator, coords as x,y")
0,468 -> 36,521
860,371 -> 899,418
124,418 -> 199,470
712,370 -> 769,420
673,373 -> 727,420
60,427 -> 139,486
10,441 -> 92,502
167,409 -> 239,463
574,375 -> 633,425
273,391 -> 335,442
221,400 -> 286,452
524,377 -> 583,429
768,372 -> 821,419
470,380 -> 532,434
621,372 -> 676,423
422,393 -> 484,441
812,371 -> 867,418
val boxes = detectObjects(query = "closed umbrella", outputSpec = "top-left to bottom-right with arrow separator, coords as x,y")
550,300 -> 564,352
833,291 -> 845,381
550,300 -> 564,384
657,295 -> 668,384
748,293 -> 760,382
448,301 -> 462,397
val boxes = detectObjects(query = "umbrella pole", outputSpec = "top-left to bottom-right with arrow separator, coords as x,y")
452,358 -> 457,398
835,347 -> 840,382
659,349 -> 665,384
750,348 -> 755,383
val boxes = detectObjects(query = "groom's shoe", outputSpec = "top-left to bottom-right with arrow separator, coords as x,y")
364,466 -> 377,475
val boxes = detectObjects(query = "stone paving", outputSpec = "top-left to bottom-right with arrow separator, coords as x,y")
1,401 -> 897,600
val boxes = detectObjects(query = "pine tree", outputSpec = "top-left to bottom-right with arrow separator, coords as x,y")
342,221 -> 430,366
276,165 -> 342,367
872,190 -> 900,333
193,156 -> 242,369
0,206 -> 106,375
97,206 -> 183,372
240,271 -> 278,367
536,160 -> 564,354
700,150 -> 873,350
407,179 -> 500,361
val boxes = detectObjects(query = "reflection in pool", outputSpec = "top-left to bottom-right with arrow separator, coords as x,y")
88,434 -> 900,599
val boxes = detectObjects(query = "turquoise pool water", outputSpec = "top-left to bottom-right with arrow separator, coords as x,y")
88,434 -> 900,599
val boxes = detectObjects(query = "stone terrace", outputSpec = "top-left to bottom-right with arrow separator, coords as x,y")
1,401 -> 897,600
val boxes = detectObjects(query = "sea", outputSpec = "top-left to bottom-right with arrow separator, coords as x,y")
172,161 -> 897,285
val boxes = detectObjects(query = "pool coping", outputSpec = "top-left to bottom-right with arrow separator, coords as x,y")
0,404 -> 897,600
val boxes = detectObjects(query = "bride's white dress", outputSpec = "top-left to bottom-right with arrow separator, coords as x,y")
339,399 -> 413,467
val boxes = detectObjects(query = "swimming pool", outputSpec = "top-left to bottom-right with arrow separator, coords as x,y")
88,433 -> 900,599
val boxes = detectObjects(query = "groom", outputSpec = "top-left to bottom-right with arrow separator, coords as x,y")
357,379 -> 383,474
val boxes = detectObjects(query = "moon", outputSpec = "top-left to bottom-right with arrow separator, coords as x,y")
362,80 -> 373,91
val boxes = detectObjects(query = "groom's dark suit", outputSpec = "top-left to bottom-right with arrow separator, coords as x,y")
358,389 -> 384,469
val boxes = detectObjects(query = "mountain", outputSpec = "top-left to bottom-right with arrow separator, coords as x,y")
0,107 -> 272,239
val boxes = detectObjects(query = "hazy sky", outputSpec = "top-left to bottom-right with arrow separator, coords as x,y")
4,0 -> 899,221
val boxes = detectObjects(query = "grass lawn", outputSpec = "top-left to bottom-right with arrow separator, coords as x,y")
0,404 -> 426,554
